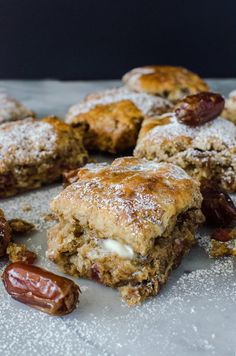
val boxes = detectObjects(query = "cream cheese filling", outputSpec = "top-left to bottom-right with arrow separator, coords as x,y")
102,239 -> 134,259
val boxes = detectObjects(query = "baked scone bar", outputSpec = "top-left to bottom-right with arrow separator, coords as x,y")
0,116 -> 88,197
122,65 -> 209,102
66,87 -> 171,153
222,90 -> 236,124
134,112 -> 236,192
47,157 -> 204,305
0,93 -> 35,124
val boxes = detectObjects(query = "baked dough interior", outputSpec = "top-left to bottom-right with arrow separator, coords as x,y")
47,157 -> 204,305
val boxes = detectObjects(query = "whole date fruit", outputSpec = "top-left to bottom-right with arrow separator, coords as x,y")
175,92 -> 225,126
201,180 -> 236,226
2,262 -> 80,315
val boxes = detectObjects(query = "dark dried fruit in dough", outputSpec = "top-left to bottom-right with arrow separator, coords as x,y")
2,262 -> 80,315
201,180 -> 236,226
211,228 -> 233,242
0,209 -> 12,257
175,92 -> 225,126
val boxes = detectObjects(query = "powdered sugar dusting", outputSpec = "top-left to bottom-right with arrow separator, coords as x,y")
0,118 -> 57,166
0,184 -> 61,231
140,113 -> 236,149
59,255 -> 236,356
66,87 -> 170,120
53,158 -> 200,247
229,89 -> 236,98
1,232 -> 236,355
0,267 -> 103,356
0,93 -> 34,124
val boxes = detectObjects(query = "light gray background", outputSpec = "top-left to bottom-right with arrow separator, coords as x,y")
0,80 -> 235,356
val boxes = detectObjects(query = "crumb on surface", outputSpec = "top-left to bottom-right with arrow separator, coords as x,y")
6,242 -> 37,264
8,218 -> 35,234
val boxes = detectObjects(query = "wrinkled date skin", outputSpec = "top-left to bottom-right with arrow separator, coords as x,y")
2,262 -> 80,316
0,210 -> 12,257
201,180 -> 236,226
175,92 -> 225,126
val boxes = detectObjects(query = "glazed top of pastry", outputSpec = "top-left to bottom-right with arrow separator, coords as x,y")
51,157 -> 202,255
135,113 -> 236,153
66,87 -> 171,123
122,66 -> 209,101
0,93 -> 34,124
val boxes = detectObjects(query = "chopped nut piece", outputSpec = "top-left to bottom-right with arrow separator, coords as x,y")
209,227 -> 236,257
2,262 -> 80,315
8,219 -> 35,234
63,169 -> 80,186
6,242 -> 37,264
0,209 -> 12,257
20,203 -> 32,212
42,213 -> 56,222
209,240 -> 233,258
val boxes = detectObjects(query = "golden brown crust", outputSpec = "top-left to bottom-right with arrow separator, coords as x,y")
0,116 -> 88,197
122,65 -> 209,102
50,157 -> 202,255
66,87 -> 173,154
67,100 -> 143,153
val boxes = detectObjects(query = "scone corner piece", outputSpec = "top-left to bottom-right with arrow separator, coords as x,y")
47,157 -> 204,305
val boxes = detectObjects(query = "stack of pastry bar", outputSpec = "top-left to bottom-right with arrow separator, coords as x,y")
48,157 -> 204,305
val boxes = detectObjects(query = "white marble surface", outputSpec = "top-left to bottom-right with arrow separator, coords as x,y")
0,80 -> 236,356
